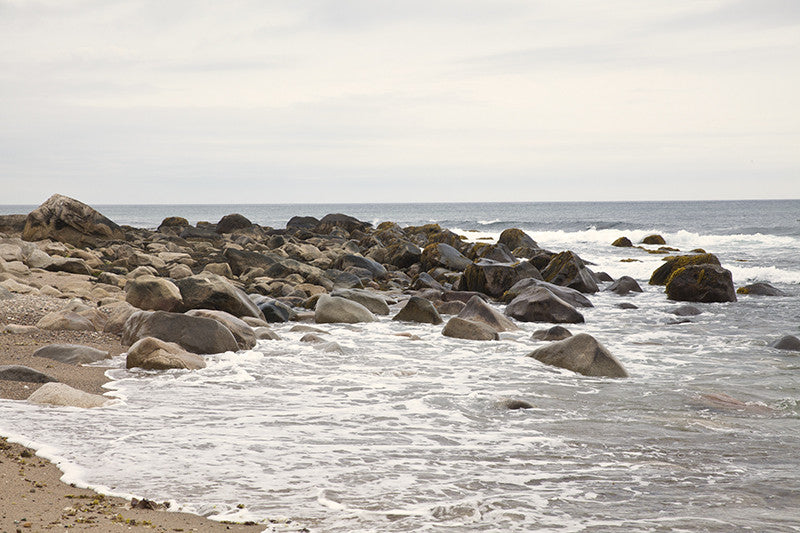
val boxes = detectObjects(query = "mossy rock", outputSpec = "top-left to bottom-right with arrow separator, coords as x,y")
498,228 -> 537,250
649,253 -> 721,285
159,216 -> 189,228
665,264 -> 736,303
641,234 -> 666,245
612,236 -> 633,247
540,251 -> 598,293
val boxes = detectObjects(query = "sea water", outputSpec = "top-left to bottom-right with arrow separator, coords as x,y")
1,200 -> 799,532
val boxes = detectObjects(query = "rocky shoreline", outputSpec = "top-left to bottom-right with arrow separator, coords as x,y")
0,194 -> 794,529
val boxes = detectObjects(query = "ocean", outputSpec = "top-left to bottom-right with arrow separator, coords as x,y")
1,200 -> 799,532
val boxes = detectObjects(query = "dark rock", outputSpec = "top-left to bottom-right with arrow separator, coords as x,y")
649,253 -> 721,285
316,213 -> 371,235
122,310 -> 239,354
45,257 -> 93,275
176,272 -> 265,319
436,300 -> 466,315
470,243 -> 515,263
254,298 -> 293,323
606,276 -> 643,296
665,264 -> 736,303
157,216 -> 189,233
617,302 -> 638,309
670,305 -> 702,316
770,335 -> 800,352
502,278 -> 593,308
216,213 -> 252,234
0,365 -> 57,383
185,309 -> 257,350
0,214 -> 27,234
737,282 -> 787,296
612,237 -> 633,247
458,295 -> 518,332
498,398 -> 534,410
461,260 -> 542,298
326,269 -> 365,290
224,248 -> 279,276
531,326 -> 573,341
498,228 -> 538,250
22,194 -> 124,247
410,272 -> 444,291
526,333 -> 628,378
505,286 -> 584,324
441,290 -> 488,304
641,234 -> 666,245
595,271 -> 614,282
442,317 -> 499,341
540,251 -> 599,293
32,344 -> 110,364
179,226 -> 222,243
385,241 -> 422,269
393,296 -> 443,324
420,243 -> 472,272
286,216 -> 320,231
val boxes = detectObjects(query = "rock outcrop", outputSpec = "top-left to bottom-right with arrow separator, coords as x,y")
22,194 -> 124,247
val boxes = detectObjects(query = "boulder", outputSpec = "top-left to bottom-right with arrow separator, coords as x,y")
0,365 -> 57,383
314,294 -> 376,324
185,309 -> 257,350
157,216 -> 189,233
502,278 -> 593,308
100,300 -> 138,335
461,260 -> 542,298
331,288 -> 391,315
176,272 -> 264,319
393,296 -> 443,325
125,275 -> 183,312
436,300 -> 466,315
420,243 -> 472,272
32,344 -> 109,365
665,264 -> 736,303
736,282 -> 787,296
223,248 -> 278,276
255,299 -> 293,323
300,333 -> 325,343
169,263 -> 193,279
617,302 -> 638,309
337,254 -> 388,280
327,270 -> 365,289
126,337 -> 206,370
27,383 -> 110,408
36,311 -> 97,332
770,335 -> 800,352
286,215 -> 320,231
497,398 -> 534,410
471,243 -> 516,263
44,257 -> 92,275
531,326 -> 573,341
385,242 -> 421,269
611,237 -> 633,247
22,194 -> 124,247
670,305 -> 702,316
649,253 -> 721,285
216,213 -> 252,234
316,213 -> 371,235
605,276 -> 643,296
254,327 -> 281,340
122,310 -> 239,355
526,333 -> 628,378
498,228 -> 538,250
410,272 -> 443,291
540,251 -> 598,293
457,295 -> 518,332
203,262 -> 234,278
442,317 -> 499,341
641,234 -> 666,245
0,214 -> 26,234
505,287 -> 585,324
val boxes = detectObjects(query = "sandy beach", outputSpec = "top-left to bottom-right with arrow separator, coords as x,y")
0,292 -> 266,532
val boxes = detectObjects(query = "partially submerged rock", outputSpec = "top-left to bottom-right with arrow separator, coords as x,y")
185,309 -> 257,350
531,325 -> 573,341
126,337 -> 206,370
122,310 -> 239,355
665,264 -> 736,303
27,383 -> 109,408
605,276 -> 643,296
393,296 -> 443,325
526,333 -> 628,378
461,260 -> 541,298
736,282 -> 787,296
315,294 -> 376,324
505,286 -> 584,324
649,253 -> 721,285
442,317 -> 499,341
770,335 -> 800,352
458,295 -> 518,332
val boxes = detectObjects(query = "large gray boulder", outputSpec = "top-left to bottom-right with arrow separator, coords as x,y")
497,228 -> 538,250
22,194 -> 124,247
315,294 -> 376,324
737,282 -> 787,296
331,288 -> 391,315
393,296 -> 443,325
540,251 -> 599,294
27,382 -> 110,408
223,248 -> 278,276
32,344 -> 110,365
126,337 -> 206,370
0,365 -> 57,383
122,310 -> 239,354
100,300 -> 139,335
665,264 -> 736,303
526,333 -> 628,378
505,287 -> 585,324
215,213 -> 252,234
337,255 -> 387,280
45,256 -> 92,275
125,275 -> 183,312
457,295 -> 518,332
176,272 -> 265,320
185,309 -> 256,350
605,276 -> 643,296
442,317 -> 499,341
461,260 -> 542,298
502,278 -> 593,308
770,335 -> 800,352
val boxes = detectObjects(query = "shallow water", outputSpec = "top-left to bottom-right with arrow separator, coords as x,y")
1,200 -> 799,531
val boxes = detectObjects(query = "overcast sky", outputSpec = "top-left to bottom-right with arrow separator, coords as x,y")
1,1 -> 798,204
